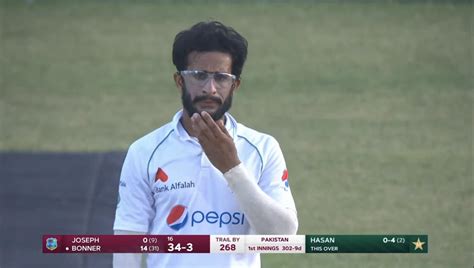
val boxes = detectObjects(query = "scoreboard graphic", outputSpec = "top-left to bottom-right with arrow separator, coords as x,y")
42,235 -> 428,254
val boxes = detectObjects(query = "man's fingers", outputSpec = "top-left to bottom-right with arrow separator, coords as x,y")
190,113 -> 204,136
191,113 -> 215,140
200,111 -> 232,139
217,120 -> 232,138
191,112 -> 232,142
200,111 -> 224,136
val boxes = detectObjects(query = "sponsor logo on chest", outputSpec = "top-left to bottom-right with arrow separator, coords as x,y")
154,180 -> 195,193
153,167 -> 195,193
166,204 -> 245,230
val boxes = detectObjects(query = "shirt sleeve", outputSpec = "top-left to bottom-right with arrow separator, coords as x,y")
113,143 -> 155,233
224,163 -> 298,234
257,137 -> 297,212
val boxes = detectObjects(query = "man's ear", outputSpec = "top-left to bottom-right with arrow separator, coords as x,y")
173,72 -> 184,91
233,79 -> 241,91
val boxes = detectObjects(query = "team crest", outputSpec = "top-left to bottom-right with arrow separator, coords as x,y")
46,237 -> 58,251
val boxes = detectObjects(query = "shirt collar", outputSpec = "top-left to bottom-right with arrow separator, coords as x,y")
172,109 -> 238,141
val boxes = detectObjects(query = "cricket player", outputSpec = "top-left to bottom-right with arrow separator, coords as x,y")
113,21 -> 298,268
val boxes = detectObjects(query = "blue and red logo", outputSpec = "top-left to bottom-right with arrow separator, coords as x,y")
282,169 -> 289,188
166,204 -> 245,231
166,205 -> 188,230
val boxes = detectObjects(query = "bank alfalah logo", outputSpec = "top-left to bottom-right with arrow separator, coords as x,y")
153,167 -> 195,193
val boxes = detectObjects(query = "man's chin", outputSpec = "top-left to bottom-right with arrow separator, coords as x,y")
201,111 -> 222,121
184,107 -> 216,118
193,105 -> 221,116
199,108 -> 219,116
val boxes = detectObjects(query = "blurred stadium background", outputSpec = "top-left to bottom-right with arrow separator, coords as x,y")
1,0 -> 472,267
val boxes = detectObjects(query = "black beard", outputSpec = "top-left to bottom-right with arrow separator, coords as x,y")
181,85 -> 233,121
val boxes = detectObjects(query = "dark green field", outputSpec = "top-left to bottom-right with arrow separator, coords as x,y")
1,1 -> 472,267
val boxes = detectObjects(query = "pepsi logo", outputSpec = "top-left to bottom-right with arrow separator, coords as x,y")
282,169 -> 289,188
155,167 -> 168,182
166,205 -> 188,230
166,205 -> 246,230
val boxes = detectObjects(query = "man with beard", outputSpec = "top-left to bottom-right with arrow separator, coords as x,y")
113,21 -> 298,268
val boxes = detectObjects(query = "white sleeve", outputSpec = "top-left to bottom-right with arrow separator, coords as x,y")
257,137 -> 297,212
113,144 -> 155,232
224,163 -> 298,234
113,230 -> 146,268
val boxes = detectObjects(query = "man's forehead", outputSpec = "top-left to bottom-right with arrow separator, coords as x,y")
186,51 -> 232,72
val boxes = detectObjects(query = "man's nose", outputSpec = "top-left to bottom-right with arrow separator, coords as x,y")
201,77 -> 218,95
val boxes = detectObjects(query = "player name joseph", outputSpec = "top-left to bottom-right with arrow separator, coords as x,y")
72,237 -> 100,243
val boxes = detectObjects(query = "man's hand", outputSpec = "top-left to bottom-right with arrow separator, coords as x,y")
191,111 -> 241,173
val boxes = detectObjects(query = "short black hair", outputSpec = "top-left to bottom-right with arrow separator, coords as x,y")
172,21 -> 248,78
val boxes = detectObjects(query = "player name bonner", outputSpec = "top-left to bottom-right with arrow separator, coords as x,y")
261,237 -> 289,242
310,237 -> 336,243
72,237 -> 100,243
71,245 -> 101,252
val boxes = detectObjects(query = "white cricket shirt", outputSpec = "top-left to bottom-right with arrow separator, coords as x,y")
114,110 -> 297,268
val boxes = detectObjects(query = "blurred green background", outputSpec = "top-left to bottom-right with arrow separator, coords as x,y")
1,0 -> 472,267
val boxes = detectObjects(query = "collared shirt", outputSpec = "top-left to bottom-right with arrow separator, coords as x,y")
114,110 -> 296,268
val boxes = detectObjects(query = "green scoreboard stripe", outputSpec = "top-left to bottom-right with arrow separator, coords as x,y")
305,235 -> 428,253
